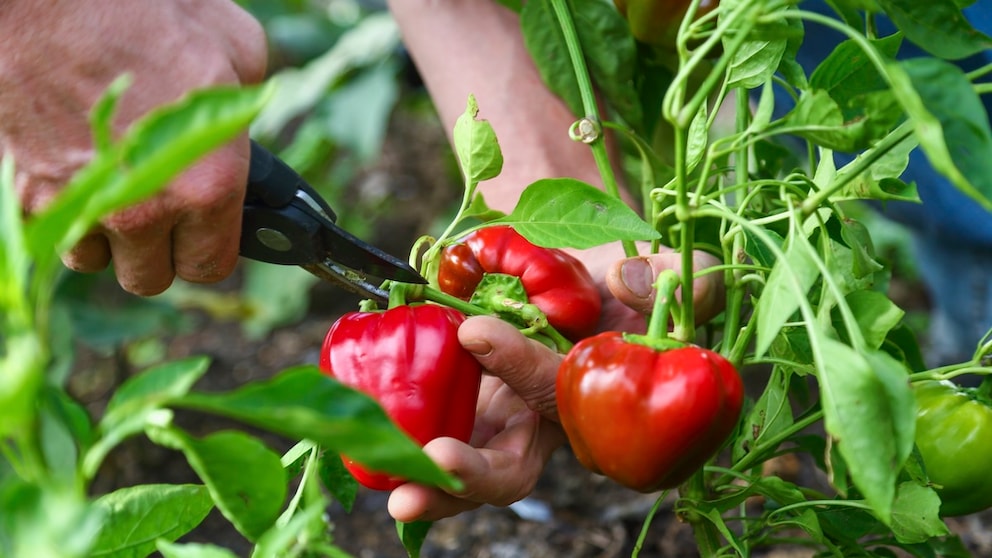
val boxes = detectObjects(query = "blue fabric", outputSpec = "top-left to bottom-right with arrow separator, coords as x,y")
788,0 -> 992,247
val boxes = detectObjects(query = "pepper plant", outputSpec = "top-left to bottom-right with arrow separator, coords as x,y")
469,0 -> 992,554
5,0 -> 992,557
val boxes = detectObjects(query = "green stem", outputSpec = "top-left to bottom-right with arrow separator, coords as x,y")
416,285 -> 573,353
682,470 -> 723,557
548,0 -> 637,257
907,365 -> 990,383
632,491 -> 671,558
977,374 -> 992,400
719,86 -> 752,356
645,270 -> 682,340
725,409 -> 825,479
800,120 -> 914,214
670,125 -> 696,343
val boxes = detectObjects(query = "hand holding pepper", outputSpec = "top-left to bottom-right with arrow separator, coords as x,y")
386,250 -> 724,522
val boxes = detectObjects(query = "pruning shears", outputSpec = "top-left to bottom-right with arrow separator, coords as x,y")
239,140 -> 425,302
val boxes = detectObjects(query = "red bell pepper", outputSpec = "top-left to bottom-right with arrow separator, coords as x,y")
438,225 -> 602,341
556,331 -> 743,492
319,304 -> 483,490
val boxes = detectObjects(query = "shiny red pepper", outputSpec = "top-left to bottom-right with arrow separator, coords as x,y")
556,332 -> 744,492
319,304 -> 483,490
438,225 -> 602,341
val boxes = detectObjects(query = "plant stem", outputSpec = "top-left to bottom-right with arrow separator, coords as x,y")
977,374 -> 992,400
800,120 -> 914,213
416,285 -> 573,353
725,409 -> 825,478
682,470 -> 723,557
645,270 -> 682,340
632,491 -> 671,558
670,124 -> 697,343
548,0 -> 637,257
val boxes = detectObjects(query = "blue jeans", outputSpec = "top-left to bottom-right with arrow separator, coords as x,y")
915,234 -> 992,366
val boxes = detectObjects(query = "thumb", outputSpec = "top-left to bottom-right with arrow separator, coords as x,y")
606,251 -> 723,323
458,316 -> 563,422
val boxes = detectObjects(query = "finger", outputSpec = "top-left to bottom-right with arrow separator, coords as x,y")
61,233 -> 112,273
606,251 -> 723,324
170,138 -> 250,285
102,207 -> 176,296
388,415 -> 565,522
214,2 -> 269,84
458,316 -> 563,421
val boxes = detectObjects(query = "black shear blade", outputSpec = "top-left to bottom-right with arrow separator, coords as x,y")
319,220 -> 425,284
242,140 -> 426,286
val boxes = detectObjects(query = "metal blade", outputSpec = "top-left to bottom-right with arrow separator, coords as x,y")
319,220 -> 426,284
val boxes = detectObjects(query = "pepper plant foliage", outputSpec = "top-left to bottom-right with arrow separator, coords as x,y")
484,0 -> 991,554
0,82 -> 459,556
3,0 -> 992,557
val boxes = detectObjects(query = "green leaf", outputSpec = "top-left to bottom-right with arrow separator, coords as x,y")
733,367 -> 794,463
251,13 -> 400,138
743,228 -> 782,269
882,324 -> 927,373
754,230 -> 820,358
157,541 -> 239,558
240,262 -> 318,339
570,0 -> 643,131
725,20 -> 790,89
397,520 -> 433,558
888,57 -> 992,210
251,497 -> 343,558
839,219 -> 885,279
493,178 -> 660,249
783,88 -> 902,151
817,339 -> 916,523
840,290 -> 905,350
84,357 -> 210,478
172,367 -> 459,491
0,479 -> 99,558
453,94 -> 504,185
875,0 -> 992,60
520,0 -> 642,130
0,154 -> 30,332
318,452 -> 358,513
831,132 -> 920,203
810,35 -> 902,106
147,427 -> 287,542
890,482 -> 951,544
90,484 -> 214,558
26,84 -> 271,266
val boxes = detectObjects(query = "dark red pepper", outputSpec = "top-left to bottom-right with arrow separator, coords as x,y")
556,331 -> 743,492
319,304 -> 483,490
438,225 -> 602,341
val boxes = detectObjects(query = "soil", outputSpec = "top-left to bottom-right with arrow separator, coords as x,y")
68,103 -> 992,558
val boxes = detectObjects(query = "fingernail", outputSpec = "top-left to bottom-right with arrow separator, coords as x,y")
462,339 -> 493,357
620,258 -> 654,298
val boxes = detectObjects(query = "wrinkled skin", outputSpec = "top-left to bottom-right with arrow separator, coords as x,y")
0,0 -> 267,295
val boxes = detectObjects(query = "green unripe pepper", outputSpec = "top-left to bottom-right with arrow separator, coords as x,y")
914,379 -> 992,516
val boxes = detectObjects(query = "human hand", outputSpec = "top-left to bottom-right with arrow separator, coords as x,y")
387,316 -> 566,522
386,245 -> 723,522
0,0 -> 268,295
576,242 -> 725,334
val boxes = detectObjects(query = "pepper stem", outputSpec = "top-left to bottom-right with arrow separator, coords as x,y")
977,374 -> 992,401
646,269 -> 682,340
623,270 -> 686,352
